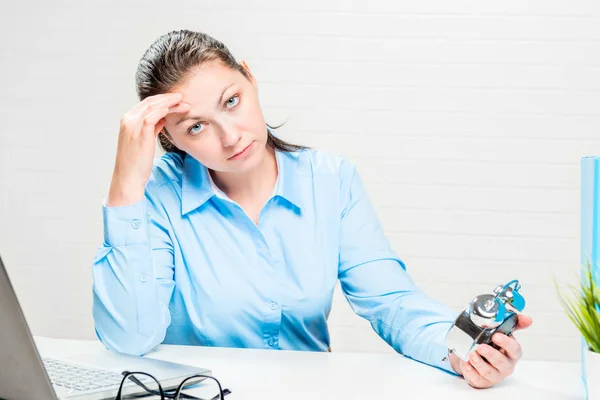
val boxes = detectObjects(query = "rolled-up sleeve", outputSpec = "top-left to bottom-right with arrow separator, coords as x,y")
337,160 -> 458,374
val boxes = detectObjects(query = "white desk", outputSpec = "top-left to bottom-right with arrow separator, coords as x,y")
35,337 -> 585,399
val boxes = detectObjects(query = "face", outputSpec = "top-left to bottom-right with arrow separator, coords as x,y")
163,60 -> 268,173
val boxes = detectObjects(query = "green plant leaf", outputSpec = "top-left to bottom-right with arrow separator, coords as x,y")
555,260 -> 600,353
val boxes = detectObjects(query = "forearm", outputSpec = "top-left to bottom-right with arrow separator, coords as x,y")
340,259 -> 459,374
370,294 -> 458,374
92,199 -> 174,355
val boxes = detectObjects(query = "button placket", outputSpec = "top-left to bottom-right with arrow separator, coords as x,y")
256,213 -> 282,350
264,298 -> 282,349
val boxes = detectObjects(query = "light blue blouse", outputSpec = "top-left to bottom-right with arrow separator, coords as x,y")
92,146 -> 458,373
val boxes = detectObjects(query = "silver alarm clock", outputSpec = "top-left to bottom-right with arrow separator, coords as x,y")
443,280 -> 526,362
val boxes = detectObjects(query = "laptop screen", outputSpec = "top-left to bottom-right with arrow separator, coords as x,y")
0,255 -> 58,400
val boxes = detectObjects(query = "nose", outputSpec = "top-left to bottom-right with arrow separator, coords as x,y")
216,121 -> 242,147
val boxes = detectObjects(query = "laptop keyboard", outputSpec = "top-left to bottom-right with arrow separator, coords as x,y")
42,357 -> 149,392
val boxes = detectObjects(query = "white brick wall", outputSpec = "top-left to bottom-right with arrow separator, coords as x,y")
1,0 -> 599,362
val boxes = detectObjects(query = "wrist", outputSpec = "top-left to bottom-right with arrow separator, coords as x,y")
107,177 -> 145,207
449,353 -> 464,376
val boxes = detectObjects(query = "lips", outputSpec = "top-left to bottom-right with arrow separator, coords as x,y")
228,142 -> 253,160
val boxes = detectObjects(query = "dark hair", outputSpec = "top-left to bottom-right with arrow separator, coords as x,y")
135,30 -> 306,157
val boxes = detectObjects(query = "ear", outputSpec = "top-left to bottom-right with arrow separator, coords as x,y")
161,128 -> 177,147
240,60 -> 256,85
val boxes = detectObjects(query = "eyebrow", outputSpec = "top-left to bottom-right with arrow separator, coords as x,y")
175,83 -> 236,126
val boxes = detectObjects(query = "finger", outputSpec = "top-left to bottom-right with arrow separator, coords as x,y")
134,92 -> 183,112
477,344 -> 514,376
461,361 -> 493,389
515,314 -> 533,331
492,333 -> 523,360
167,102 -> 191,115
154,118 -> 167,137
153,103 -> 191,140
132,93 -> 184,119
469,351 -> 502,383
141,108 -> 169,138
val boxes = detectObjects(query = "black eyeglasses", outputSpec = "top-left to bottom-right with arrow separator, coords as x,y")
114,370 -> 232,400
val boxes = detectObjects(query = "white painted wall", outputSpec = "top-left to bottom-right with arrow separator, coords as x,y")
2,0 -> 599,362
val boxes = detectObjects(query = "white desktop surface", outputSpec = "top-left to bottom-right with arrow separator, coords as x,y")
35,336 -> 585,399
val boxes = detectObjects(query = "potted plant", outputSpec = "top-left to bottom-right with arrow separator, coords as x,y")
556,261 -> 600,399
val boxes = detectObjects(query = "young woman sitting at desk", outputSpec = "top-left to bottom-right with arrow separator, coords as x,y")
92,30 -> 532,389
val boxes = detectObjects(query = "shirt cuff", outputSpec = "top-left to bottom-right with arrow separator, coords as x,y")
428,322 -> 460,376
102,198 -> 149,247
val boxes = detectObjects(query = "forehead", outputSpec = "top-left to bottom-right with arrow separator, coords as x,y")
171,61 -> 245,102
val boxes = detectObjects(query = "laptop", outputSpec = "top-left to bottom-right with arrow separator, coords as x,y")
0,254 -> 212,400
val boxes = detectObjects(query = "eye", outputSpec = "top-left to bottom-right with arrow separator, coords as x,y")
188,122 -> 206,136
225,95 -> 240,109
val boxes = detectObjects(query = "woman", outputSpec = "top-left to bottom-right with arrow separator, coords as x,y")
93,30 -> 532,389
